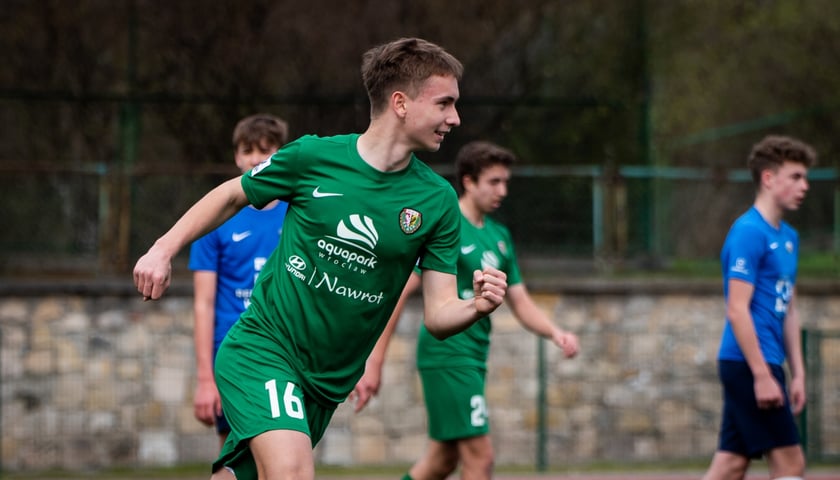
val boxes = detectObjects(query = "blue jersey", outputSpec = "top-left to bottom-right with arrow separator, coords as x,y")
188,202 -> 287,352
718,207 -> 799,366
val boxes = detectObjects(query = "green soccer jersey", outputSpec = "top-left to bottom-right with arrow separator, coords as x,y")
235,133 -> 460,406
416,214 -> 522,369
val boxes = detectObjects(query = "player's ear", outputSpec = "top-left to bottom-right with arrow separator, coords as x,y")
391,91 -> 408,118
462,174 -> 477,193
760,167 -> 776,188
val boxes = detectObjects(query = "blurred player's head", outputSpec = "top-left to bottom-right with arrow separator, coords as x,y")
748,135 -> 817,212
232,114 -> 289,173
361,37 -> 463,118
455,141 -> 516,213
747,135 -> 817,186
455,141 -> 517,195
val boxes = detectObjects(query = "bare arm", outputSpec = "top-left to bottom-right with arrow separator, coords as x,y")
351,272 -> 422,413
134,177 -> 250,300
507,283 -> 578,358
192,271 -> 220,426
727,278 -> 784,408
783,289 -> 806,414
421,267 -> 507,340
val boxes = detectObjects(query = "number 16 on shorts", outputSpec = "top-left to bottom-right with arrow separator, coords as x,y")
265,379 -> 305,419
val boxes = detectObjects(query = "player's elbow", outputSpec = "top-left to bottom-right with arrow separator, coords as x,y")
422,318 -> 452,340
725,304 -> 750,325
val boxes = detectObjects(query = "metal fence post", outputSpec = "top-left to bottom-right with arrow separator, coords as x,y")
536,337 -> 547,472
800,328 -> 810,459
1,327 -> 3,477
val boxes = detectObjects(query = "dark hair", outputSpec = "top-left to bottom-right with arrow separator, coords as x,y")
232,114 -> 289,150
361,37 -> 463,117
455,141 -> 517,195
747,135 -> 817,185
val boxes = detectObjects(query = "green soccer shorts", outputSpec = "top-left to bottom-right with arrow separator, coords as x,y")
211,325 -> 336,478
419,366 -> 489,441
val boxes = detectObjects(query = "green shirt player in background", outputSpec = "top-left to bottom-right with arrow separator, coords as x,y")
352,141 -> 580,480
132,38 -> 508,480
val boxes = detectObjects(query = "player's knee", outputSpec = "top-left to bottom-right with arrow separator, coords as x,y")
472,455 -> 494,476
460,448 -> 493,476
434,452 -> 459,476
769,446 -> 805,478
705,451 -> 748,479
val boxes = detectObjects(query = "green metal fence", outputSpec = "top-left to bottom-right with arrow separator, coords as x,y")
1,164 -> 837,277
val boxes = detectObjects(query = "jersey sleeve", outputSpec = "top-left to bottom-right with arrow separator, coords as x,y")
722,223 -> 763,285
188,231 -> 220,272
501,226 -> 523,287
240,136 -> 307,209
416,186 -> 460,275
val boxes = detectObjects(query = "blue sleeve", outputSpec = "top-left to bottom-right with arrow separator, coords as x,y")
188,230 -> 220,272
722,223 -> 763,285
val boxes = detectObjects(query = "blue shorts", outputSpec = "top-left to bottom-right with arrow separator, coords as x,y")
215,411 -> 230,435
717,360 -> 800,458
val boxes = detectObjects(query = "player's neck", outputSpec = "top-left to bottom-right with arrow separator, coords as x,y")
459,198 -> 485,227
357,125 -> 413,172
753,195 -> 783,229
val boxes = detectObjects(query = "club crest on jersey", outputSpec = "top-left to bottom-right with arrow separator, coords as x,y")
399,208 -> 422,235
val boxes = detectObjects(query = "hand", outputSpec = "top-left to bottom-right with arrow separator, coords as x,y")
349,364 -> 382,413
133,246 -> 172,300
789,375 -> 806,415
552,330 -> 579,358
754,374 -> 785,409
193,379 -> 221,427
472,267 -> 507,315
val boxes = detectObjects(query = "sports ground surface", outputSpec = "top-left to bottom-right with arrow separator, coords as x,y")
5,474 -> 840,479
5,465 -> 839,480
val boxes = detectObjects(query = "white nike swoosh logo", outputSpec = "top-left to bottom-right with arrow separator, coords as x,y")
232,231 -> 252,242
313,186 -> 343,198
461,244 -> 477,255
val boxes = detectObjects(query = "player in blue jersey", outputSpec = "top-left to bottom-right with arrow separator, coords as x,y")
702,135 -> 817,480
189,114 -> 289,448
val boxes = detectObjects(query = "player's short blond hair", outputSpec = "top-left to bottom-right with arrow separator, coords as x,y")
361,38 -> 463,117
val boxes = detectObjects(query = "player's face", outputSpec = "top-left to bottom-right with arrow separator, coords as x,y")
465,164 -> 510,214
235,140 -> 280,173
403,74 -> 460,151
768,160 -> 809,211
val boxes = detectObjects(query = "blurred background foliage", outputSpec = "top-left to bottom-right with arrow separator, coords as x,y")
0,0 -> 838,277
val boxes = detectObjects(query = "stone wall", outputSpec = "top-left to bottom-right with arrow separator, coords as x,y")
1,278 -> 838,472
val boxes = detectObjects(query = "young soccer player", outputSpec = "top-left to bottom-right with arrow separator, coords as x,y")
132,38 -> 508,480
189,114 -> 289,449
352,141 -> 579,480
702,135 -> 817,480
